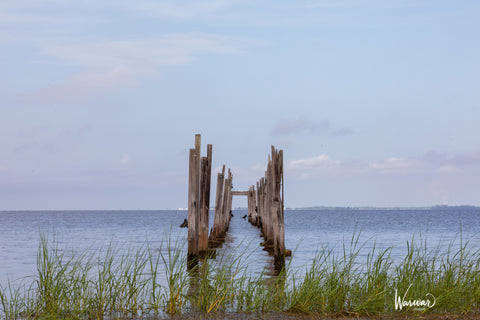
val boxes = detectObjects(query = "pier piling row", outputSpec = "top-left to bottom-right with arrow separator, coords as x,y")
187,134 -> 285,267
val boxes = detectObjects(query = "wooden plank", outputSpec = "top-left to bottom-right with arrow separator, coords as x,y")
231,191 -> 249,196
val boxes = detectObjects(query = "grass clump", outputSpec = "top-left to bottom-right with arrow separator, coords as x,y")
1,232 -> 480,319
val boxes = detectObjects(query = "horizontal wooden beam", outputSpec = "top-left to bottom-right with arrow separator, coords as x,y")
231,191 -> 249,196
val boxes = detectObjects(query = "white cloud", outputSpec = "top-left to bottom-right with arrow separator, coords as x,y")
287,154 -> 341,179
23,33 -> 243,103
113,0 -> 248,20
42,34 -> 239,69
286,154 -> 429,180
0,0 -> 245,22
288,154 -> 340,170
369,157 -> 421,174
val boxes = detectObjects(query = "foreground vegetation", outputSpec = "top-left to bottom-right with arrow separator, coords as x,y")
1,232 -> 480,319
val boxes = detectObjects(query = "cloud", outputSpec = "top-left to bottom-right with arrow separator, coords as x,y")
286,153 -> 430,180
0,10 -> 69,25
271,117 -> 353,136
288,154 -> 340,170
23,33 -> 245,103
369,157 -> 421,174
286,149 -> 480,181
0,0 -> 244,23
287,154 -> 341,179
112,0 -> 247,20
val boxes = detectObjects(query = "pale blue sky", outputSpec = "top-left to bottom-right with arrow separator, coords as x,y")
1,0 -> 479,209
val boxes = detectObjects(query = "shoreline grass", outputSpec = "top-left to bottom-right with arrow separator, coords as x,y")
1,232 -> 480,319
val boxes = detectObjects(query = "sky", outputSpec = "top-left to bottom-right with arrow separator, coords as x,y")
1,0 -> 480,210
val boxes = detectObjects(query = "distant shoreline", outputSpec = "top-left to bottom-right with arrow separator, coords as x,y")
2,205 -> 480,212
228,205 -> 480,211
289,205 -> 480,211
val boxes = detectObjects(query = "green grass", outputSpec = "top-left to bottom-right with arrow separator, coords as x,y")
1,232 -> 480,319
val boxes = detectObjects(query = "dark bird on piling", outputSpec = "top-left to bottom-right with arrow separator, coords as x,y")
179,219 -> 188,228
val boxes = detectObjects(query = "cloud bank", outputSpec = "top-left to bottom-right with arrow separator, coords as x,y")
287,150 -> 480,181
23,33 -> 244,103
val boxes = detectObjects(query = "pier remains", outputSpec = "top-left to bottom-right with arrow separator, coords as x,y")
186,134 -> 286,269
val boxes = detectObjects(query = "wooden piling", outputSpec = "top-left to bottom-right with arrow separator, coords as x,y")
245,145 -> 285,268
223,169 -> 233,231
272,147 -> 285,268
209,165 -> 225,241
199,144 -> 212,253
188,148 -> 199,257
209,166 -> 233,243
187,135 -> 214,257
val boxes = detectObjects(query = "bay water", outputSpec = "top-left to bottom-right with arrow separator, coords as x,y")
1,207 -> 480,287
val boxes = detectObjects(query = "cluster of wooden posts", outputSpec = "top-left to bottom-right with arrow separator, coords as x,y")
187,134 -> 285,269
187,134 -> 233,259
246,146 -> 285,268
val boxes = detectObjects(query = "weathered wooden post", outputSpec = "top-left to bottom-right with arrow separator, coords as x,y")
247,186 -> 255,223
246,146 -> 285,269
222,169 -> 233,233
198,144 -> 212,253
209,165 -> 225,242
272,147 -> 285,268
188,147 -> 199,258
187,134 -> 215,260
257,181 -> 261,227
228,170 -> 234,221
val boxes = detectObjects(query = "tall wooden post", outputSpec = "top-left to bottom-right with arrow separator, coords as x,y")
252,185 -> 257,225
198,145 -> 212,253
209,165 -> 225,241
272,147 -> 285,268
222,169 -> 233,233
188,148 -> 199,257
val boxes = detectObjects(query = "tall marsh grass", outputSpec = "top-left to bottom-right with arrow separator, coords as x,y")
1,232 -> 479,319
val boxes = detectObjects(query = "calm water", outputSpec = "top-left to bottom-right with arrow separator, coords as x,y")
1,207 -> 480,286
